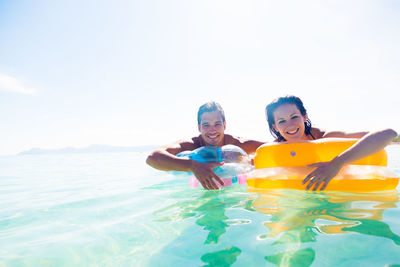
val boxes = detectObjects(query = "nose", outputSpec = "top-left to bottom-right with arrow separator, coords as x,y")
208,125 -> 217,132
287,119 -> 296,128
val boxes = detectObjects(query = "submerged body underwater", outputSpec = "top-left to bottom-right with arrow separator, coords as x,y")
1,146 -> 400,266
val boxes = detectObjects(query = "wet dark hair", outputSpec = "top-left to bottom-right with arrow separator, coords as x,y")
265,95 -> 313,142
197,101 -> 226,124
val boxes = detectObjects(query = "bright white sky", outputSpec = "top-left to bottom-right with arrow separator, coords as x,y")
1,0 -> 399,155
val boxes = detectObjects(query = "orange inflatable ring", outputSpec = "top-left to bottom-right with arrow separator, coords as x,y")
247,138 -> 399,192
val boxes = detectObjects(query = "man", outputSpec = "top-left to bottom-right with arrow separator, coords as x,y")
146,101 -> 264,190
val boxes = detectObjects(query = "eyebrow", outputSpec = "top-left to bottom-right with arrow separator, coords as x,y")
276,113 -> 299,120
201,121 -> 223,125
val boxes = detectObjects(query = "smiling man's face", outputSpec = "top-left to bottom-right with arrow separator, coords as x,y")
198,110 -> 226,146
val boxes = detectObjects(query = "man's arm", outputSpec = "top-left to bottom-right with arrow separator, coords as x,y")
146,139 -> 225,190
146,140 -> 195,171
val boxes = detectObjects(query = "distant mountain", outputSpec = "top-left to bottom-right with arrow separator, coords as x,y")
18,144 -> 158,155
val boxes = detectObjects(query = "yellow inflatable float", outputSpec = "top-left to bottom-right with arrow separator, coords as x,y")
247,138 -> 399,192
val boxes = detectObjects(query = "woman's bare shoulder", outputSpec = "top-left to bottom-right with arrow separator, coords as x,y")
310,127 -> 326,139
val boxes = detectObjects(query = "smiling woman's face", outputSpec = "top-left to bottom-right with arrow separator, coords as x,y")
272,104 -> 308,142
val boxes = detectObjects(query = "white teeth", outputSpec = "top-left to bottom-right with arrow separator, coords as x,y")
287,129 -> 298,135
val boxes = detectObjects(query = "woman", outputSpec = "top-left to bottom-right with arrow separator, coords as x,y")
265,95 -> 397,191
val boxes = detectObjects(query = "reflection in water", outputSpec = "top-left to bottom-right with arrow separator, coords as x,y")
151,188 -> 251,266
201,246 -> 242,267
250,188 -> 400,266
265,247 -> 315,267
195,192 -> 229,245
149,182 -> 400,266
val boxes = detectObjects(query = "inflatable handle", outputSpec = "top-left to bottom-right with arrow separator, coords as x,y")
189,177 -> 200,187
189,176 -> 241,188
238,174 -> 247,184
177,145 -> 252,188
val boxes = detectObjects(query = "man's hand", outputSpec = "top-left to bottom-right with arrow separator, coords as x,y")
302,160 -> 343,191
190,161 -> 225,190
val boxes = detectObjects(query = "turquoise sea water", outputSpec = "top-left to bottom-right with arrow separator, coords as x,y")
1,146 -> 400,266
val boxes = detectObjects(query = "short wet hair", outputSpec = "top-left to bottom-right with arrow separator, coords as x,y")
265,95 -> 312,142
197,101 -> 226,124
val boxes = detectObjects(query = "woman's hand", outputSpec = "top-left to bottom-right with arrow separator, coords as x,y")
190,161 -> 225,190
303,129 -> 397,191
302,159 -> 344,191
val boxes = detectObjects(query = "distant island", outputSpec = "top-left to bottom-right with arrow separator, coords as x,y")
392,135 -> 400,145
18,135 -> 400,155
18,144 -> 158,155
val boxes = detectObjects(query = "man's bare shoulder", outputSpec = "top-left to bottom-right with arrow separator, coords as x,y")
224,134 -> 265,154
161,136 -> 202,154
224,134 -> 263,144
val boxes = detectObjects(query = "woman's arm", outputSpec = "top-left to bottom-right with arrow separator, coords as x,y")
302,128 -> 398,191
322,130 -> 369,139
